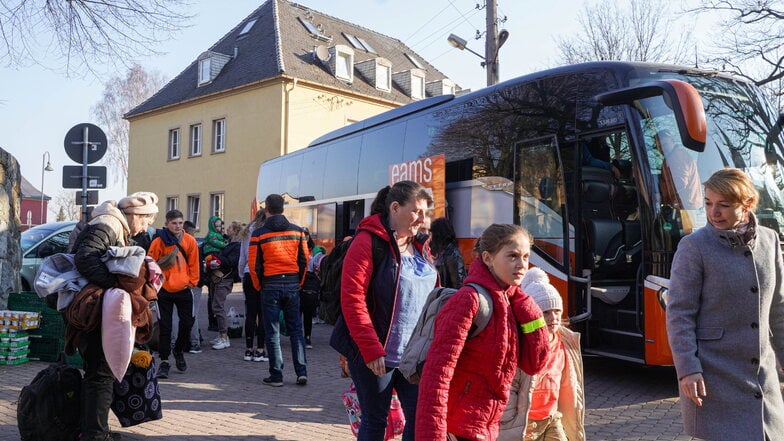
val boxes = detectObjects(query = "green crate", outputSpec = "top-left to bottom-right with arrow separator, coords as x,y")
7,292 -> 50,313
29,310 -> 66,339
28,336 -> 63,362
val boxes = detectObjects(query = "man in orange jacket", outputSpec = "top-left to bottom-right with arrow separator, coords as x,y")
148,209 -> 200,379
248,194 -> 310,387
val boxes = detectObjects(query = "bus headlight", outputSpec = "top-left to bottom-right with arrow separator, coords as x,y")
657,287 -> 669,310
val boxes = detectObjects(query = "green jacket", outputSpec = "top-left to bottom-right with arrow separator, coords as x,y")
202,215 -> 227,255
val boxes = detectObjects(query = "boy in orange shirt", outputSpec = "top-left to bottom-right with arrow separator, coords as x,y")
147,209 -> 200,379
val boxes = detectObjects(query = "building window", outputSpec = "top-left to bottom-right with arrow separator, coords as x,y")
168,128 -> 180,160
212,119 -> 226,153
412,73 -> 425,100
210,193 -> 224,219
187,195 -> 200,228
376,62 -> 391,91
239,18 -> 257,36
166,196 -> 178,212
199,58 -> 211,85
335,50 -> 353,82
190,124 -> 202,156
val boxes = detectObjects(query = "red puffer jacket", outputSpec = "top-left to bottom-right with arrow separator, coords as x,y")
415,260 -> 549,441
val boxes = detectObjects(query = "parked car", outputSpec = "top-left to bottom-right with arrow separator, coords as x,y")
20,221 -> 77,292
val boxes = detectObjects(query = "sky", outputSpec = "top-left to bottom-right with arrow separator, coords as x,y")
0,0 -> 672,220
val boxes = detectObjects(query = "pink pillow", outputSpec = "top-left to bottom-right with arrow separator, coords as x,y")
102,288 -> 135,381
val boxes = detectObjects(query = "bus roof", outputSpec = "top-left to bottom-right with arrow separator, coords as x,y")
302,61 -> 730,151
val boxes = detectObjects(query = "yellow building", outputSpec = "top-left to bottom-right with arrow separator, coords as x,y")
125,0 -> 457,232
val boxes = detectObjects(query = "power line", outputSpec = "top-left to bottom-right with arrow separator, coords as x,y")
414,8 -> 483,53
404,2 -> 454,42
448,0 -> 482,30
409,6 -> 481,52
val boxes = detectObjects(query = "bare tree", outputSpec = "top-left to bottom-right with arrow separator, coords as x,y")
690,1 -> 784,97
51,190 -> 81,221
0,0 -> 192,75
91,64 -> 165,188
556,0 -> 692,65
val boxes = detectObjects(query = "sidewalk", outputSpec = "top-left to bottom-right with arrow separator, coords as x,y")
0,286 -> 357,440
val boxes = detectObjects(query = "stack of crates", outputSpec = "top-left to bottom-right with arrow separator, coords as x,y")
7,292 -> 83,368
0,312 -> 38,365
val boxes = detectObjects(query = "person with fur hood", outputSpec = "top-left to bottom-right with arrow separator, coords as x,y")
499,267 -> 585,441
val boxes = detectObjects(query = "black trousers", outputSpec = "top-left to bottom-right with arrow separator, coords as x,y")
243,273 -> 265,349
157,288 -> 194,360
78,328 -> 114,440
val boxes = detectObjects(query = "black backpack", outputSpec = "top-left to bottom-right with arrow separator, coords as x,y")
318,234 -> 385,325
17,355 -> 83,441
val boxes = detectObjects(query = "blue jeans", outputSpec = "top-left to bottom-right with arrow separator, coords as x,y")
262,282 -> 307,380
347,358 -> 419,441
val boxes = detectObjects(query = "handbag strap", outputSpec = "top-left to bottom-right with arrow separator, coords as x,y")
175,241 -> 189,261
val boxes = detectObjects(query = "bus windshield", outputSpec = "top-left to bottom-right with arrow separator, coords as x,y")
630,70 -> 784,240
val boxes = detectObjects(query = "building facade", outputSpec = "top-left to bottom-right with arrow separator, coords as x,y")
126,0 -> 456,231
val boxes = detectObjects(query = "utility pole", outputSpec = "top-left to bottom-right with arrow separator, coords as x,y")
485,0 -> 499,86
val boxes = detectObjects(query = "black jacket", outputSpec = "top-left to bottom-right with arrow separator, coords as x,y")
72,223 -> 126,290
436,242 -> 466,289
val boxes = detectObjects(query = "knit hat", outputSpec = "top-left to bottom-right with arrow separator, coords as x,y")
521,267 -> 563,312
118,192 -> 159,215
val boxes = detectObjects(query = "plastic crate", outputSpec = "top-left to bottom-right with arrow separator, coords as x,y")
28,335 -> 63,362
29,310 -> 66,339
7,292 -> 50,313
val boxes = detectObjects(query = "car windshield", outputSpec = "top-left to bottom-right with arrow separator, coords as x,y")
20,226 -> 60,252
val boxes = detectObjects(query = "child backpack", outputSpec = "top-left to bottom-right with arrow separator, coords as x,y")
17,355 -> 83,441
318,234 -> 386,325
398,283 -> 493,384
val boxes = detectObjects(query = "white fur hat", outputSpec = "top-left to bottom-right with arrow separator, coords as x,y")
521,267 -> 563,312
118,191 -> 159,215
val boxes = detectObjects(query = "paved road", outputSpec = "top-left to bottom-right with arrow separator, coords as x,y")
0,288 -> 698,440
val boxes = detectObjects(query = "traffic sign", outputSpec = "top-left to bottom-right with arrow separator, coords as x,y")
63,123 -> 107,164
76,190 -> 99,205
62,166 -> 107,189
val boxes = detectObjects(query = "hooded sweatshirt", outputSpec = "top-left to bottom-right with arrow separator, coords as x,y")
202,215 -> 227,255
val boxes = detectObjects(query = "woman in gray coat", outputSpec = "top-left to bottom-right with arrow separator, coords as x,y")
666,168 -> 784,441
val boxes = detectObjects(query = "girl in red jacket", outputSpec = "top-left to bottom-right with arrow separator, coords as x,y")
416,224 -> 550,441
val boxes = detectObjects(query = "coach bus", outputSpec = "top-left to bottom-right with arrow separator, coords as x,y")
256,61 -> 784,366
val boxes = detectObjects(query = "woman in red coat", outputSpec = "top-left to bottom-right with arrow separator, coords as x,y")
416,224 -> 550,441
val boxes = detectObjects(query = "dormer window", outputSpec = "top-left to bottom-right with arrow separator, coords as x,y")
426,79 -> 456,96
376,61 -> 391,91
411,72 -> 425,99
198,58 -> 211,85
196,51 -> 232,86
329,45 -> 354,82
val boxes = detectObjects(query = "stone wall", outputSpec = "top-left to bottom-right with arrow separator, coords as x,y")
0,148 -> 21,309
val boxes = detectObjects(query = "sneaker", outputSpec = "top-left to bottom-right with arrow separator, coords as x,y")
243,350 -> 253,361
296,375 -> 308,386
157,361 -> 170,379
188,345 -> 202,354
209,336 -> 222,345
262,377 -> 283,387
212,337 -> 231,350
174,351 -> 187,371
305,336 -> 313,349
252,350 -> 268,362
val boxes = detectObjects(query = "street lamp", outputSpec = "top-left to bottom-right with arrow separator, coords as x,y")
447,29 -> 509,86
40,151 -> 53,225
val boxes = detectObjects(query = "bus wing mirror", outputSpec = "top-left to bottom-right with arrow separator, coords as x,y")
594,79 -> 707,152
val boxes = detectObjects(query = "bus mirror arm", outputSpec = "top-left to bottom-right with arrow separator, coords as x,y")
594,79 -> 707,153
764,112 -> 784,165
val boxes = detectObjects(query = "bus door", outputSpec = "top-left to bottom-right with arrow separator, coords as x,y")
513,137 -> 578,320
576,128 -> 646,362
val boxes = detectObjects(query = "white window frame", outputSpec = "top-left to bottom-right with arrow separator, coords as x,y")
212,118 -> 226,153
375,62 -> 391,91
198,58 -> 211,85
168,128 -> 180,160
411,73 -> 425,100
190,124 -> 202,156
187,195 -> 201,229
335,49 -> 353,82
210,192 -> 224,219
166,196 -> 178,212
